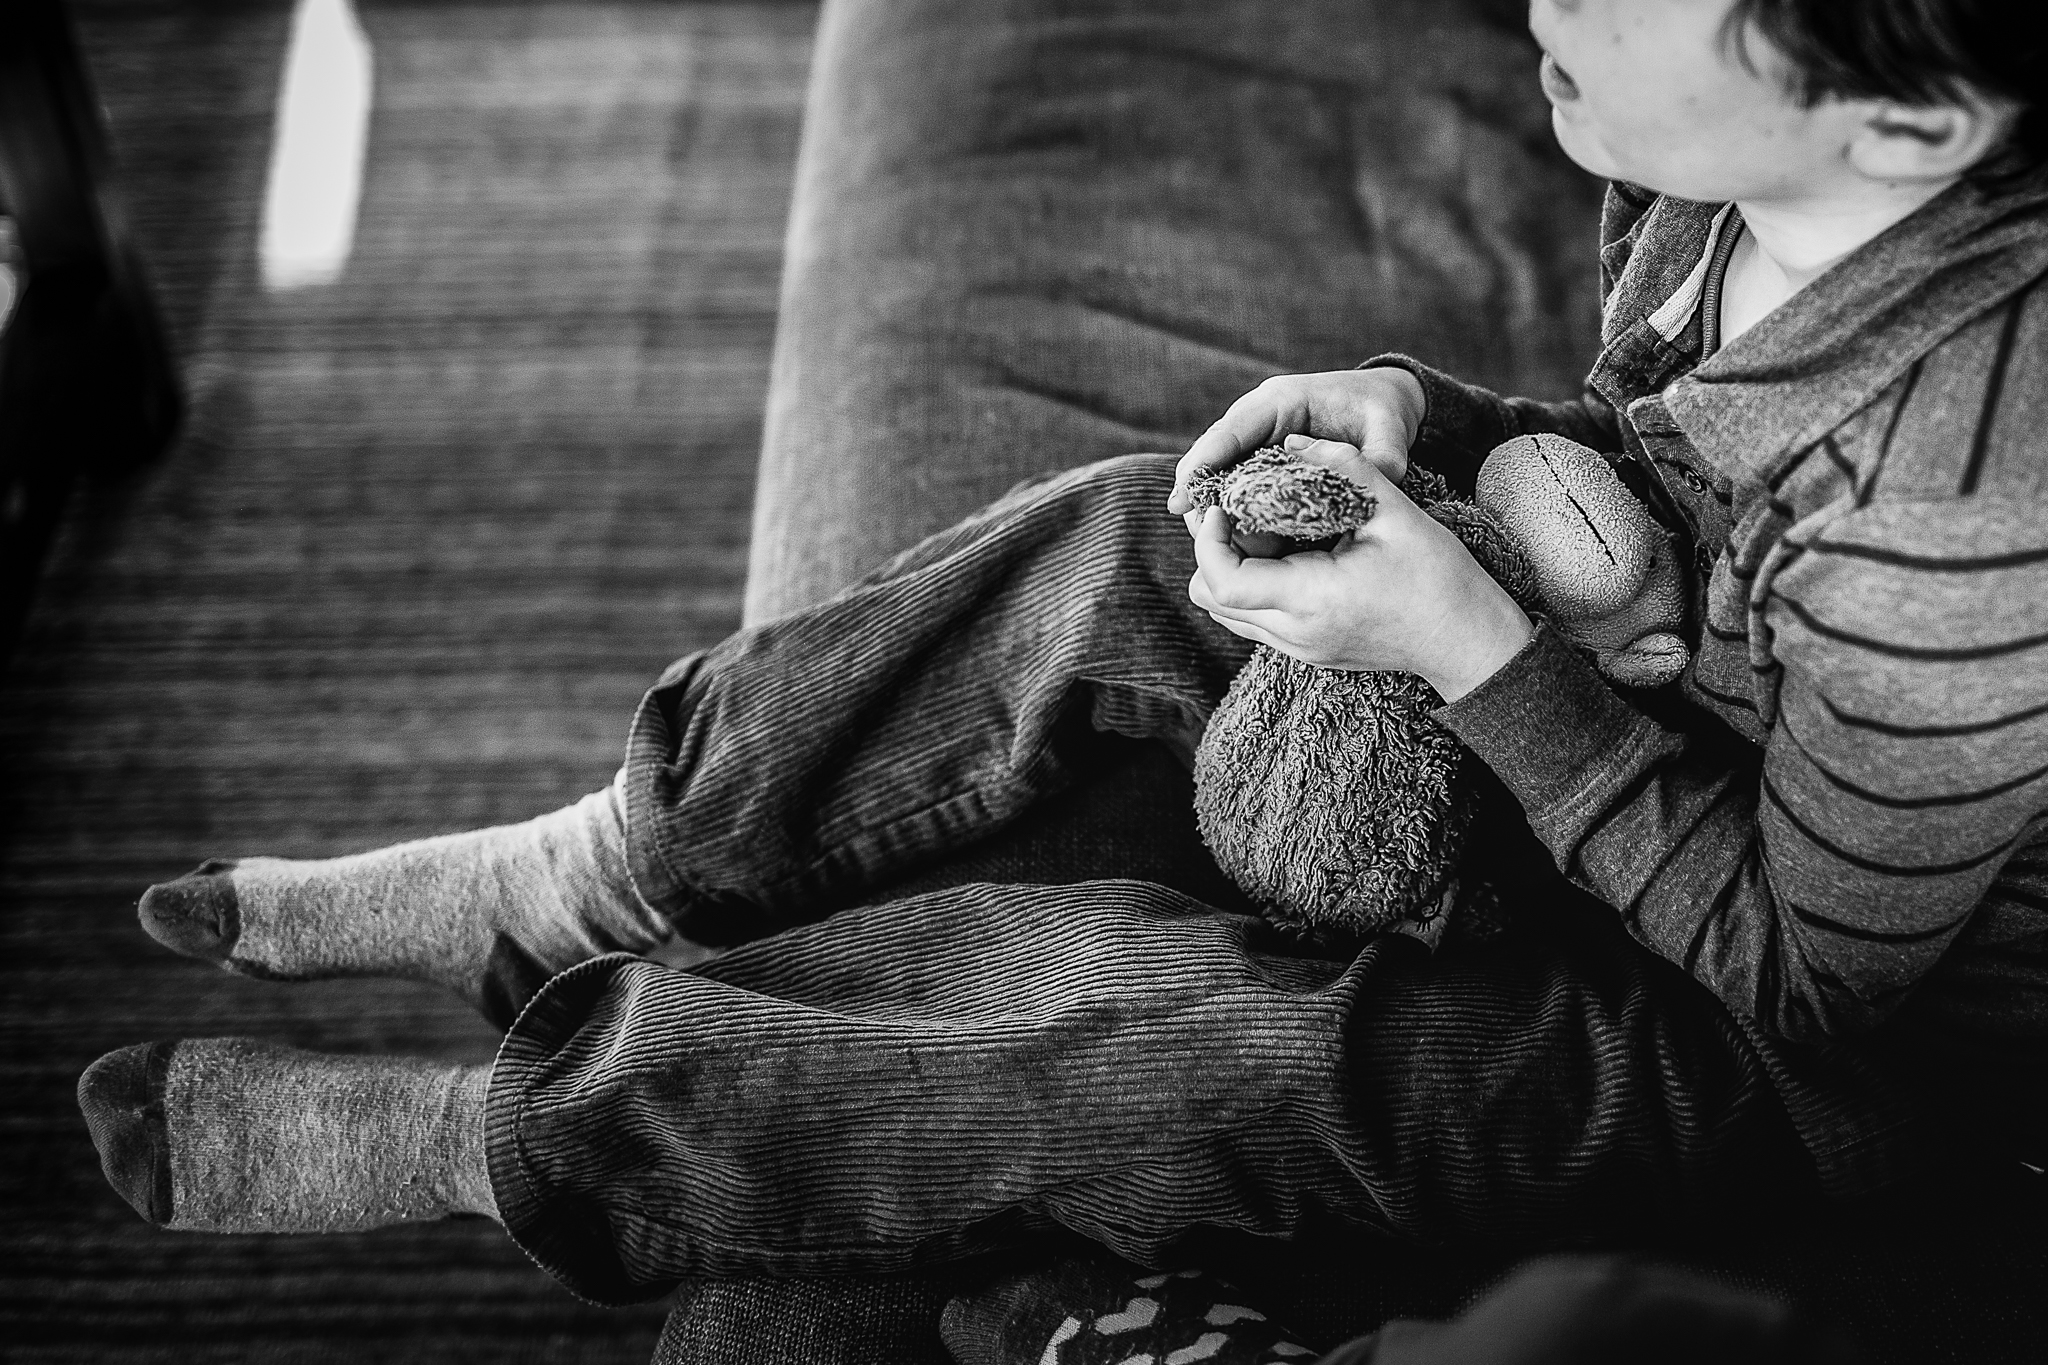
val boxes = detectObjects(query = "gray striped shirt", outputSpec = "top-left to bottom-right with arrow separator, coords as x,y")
1377,167 -> 2048,1047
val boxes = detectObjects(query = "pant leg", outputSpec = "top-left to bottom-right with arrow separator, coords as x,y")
618,453 -> 1253,945
483,880 -> 1915,1306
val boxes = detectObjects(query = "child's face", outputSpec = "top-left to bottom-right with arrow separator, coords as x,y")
1527,0 -> 1866,205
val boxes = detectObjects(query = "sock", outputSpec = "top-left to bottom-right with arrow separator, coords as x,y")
77,1038 -> 495,1234
137,770 -> 669,1024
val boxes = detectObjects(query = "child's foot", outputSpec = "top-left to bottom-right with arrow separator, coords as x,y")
76,1038 -> 495,1233
137,777 -> 670,1023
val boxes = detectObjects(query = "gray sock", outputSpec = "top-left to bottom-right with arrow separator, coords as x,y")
138,769 -> 670,1023
78,1038 -> 495,1234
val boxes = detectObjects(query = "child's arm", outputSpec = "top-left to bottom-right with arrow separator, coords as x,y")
1434,493 -> 2048,1043
1166,363 -> 1622,516
1189,473 -> 2048,1043
1360,354 -> 1623,492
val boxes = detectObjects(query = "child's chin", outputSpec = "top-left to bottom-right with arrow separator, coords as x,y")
1548,109 -> 1622,181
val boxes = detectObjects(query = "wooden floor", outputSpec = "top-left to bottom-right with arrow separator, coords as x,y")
0,2 -> 815,1358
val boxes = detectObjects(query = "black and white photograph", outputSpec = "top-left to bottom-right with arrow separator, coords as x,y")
3,1 -> 2044,1361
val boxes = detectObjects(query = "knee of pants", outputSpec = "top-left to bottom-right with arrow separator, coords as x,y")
997,451 -> 1180,508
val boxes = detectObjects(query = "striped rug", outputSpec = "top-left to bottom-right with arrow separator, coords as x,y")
0,2 -> 814,1359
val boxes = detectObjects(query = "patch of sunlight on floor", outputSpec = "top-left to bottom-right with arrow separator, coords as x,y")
259,0 -> 373,291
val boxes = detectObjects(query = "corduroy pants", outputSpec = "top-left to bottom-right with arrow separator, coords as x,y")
483,455 -> 1905,1305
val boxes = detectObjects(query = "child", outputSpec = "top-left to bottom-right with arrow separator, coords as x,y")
80,0 -> 2045,1307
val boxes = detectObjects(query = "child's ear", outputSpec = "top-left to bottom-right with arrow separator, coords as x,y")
1846,90 -> 2023,184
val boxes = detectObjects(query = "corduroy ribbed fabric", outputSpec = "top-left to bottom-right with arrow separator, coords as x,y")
489,887 -> 1829,1305
617,455 -> 1256,938
482,456 -> 1900,1306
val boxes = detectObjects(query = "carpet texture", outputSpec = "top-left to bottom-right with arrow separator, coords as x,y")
0,1 -> 815,1359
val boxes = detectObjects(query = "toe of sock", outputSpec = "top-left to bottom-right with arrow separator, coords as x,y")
138,865 -> 240,963
77,1042 -> 177,1226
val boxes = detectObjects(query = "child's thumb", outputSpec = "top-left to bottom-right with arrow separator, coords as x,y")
1281,434 -> 1406,487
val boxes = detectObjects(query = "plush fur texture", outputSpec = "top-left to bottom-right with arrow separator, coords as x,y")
1476,434 -> 1688,688
1188,446 -> 1377,545
1187,449 -> 1532,939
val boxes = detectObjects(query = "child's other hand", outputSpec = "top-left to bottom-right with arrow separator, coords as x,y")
1187,458 -> 1534,703
1167,368 -> 1427,530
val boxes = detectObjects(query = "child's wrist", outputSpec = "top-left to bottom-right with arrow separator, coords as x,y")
1424,592 -> 1536,704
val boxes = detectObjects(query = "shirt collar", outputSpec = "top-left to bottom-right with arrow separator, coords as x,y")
1643,203 -> 1738,346
1660,165 -> 2048,486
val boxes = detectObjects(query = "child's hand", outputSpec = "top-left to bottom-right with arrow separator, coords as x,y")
1187,458 -> 1534,703
1168,368 -> 1427,531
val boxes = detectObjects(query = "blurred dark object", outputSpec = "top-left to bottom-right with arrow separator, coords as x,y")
925,1246 -> 1870,1365
0,0 -> 181,662
1318,1255 -> 1864,1365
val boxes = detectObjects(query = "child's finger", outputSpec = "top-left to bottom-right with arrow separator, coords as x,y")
1193,504 -> 1240,558
1358,436 -> 1411,483
1321,452 -> 1422,526
1281,434 -> 1358,461
1169,383 -> 1298,512
1281,434 -> 1374,486
1187,571 -> 1293,636
1170,432 -> 1250,515
1192,507 -> 1292,611
1285,433 -> 1408,485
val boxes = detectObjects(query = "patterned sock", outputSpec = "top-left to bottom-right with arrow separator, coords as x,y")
943,1258 -> 1321,1365
77,1037 -> 494,1233
136,770 -> 668,1024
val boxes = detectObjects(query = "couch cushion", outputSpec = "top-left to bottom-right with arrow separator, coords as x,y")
747,0 -> 1603,622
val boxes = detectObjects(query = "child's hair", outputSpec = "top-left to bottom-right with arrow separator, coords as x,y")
1726,0 -> 2046,171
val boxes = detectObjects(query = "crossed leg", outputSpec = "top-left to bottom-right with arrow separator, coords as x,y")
80,454 -> 1260,1235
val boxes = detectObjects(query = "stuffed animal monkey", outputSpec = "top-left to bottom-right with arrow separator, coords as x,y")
1186,434 -> 1686,941
1476,433 -> 1689,689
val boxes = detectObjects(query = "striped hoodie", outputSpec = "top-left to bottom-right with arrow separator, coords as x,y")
1371,163 -> 2048,1051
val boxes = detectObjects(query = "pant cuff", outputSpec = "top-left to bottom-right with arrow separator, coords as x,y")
485,952 -> 663,1306
619,653 -> 708,921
